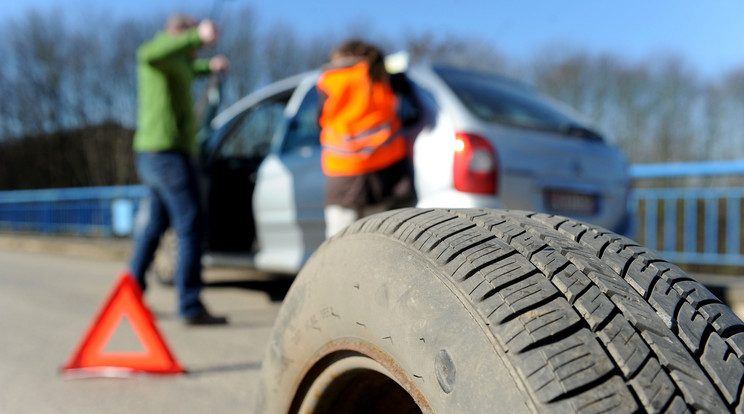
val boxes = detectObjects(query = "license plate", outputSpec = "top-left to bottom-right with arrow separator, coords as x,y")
545,190 -> 598,215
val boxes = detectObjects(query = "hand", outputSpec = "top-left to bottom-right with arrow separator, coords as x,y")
209,55 -> 230,73
197,19 -> 219,45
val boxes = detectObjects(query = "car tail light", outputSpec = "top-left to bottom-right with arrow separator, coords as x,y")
453,132 -> 498,195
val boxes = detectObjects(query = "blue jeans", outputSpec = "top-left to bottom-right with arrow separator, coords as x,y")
129,152 -> 205,318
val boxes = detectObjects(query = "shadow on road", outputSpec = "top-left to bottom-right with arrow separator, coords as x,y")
205,275 -> 294,302
185,361 -> 263,377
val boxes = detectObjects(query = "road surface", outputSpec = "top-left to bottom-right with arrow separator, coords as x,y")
0,247 -> 290,414
3,234 -> 744,414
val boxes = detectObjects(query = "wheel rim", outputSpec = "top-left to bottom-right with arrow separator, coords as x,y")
296,353 -> 421,414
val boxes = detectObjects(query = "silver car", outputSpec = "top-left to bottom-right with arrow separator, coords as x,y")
191,61 -> 630,276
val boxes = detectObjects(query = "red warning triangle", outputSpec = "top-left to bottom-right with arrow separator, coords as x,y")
62,272 -> 185,377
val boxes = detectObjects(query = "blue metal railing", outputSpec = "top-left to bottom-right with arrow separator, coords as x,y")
629,187 -> 743,266
629,160 -> 744,267
1,160 -> 743,269
0,186 -> 145,237
629,160 -> 744,179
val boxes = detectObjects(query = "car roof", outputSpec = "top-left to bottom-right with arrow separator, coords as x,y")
210,61 -> 559,131
429,63 -> 535,92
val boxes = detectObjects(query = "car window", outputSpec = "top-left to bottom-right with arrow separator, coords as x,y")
280,80 -> 422,154
434,66 -> 592,136
282,87 -> 321,153
390,73 -> 423,127
217,100 -> 286,159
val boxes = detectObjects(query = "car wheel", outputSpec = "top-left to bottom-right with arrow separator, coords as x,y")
257,208 -> 744,413
150,228 -> 177,286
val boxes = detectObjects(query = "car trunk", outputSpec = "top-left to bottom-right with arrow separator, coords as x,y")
493,127 -> 628,224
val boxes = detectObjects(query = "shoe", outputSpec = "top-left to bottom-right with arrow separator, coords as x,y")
183,309 -> 228,326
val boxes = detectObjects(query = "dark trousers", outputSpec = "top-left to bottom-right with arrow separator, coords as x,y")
129,151 -> 205,318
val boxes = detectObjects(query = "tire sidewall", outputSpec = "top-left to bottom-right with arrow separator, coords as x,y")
257,233 -> 534,413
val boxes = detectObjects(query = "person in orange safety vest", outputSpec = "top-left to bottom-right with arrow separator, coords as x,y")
317,40 -> 418,238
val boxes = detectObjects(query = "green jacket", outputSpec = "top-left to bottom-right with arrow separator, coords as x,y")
134,29 -> 211,154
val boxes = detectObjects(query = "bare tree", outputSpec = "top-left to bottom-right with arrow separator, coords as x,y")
720,69 -> 744,160
8,11 -> 67,134
215,8 -> 260,103
3,3 -> 744,191
261,22 -> 308,82
404,32 -> 506,72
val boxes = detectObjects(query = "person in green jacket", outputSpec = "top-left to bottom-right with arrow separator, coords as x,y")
129,14 -> 229,325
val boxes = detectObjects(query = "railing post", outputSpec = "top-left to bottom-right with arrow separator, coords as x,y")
664,197 -> 677,253
727,197 -> 741,257
112,198 -> 135,237
645,197 -> 658,251
704,197 -> 718,256
684,197 -> 697,258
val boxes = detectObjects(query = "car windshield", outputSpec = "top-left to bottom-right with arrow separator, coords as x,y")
434,66 -> 602,141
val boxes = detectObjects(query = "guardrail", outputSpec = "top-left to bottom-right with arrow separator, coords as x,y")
1,161 -> 743,269
629,160 -> 744,267
0,186 -> 145,237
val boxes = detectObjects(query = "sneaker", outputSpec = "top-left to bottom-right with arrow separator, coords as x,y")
183,309 -> 228,326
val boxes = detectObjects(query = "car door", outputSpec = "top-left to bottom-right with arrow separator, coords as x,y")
251,71 -> 425,274
202,90 -> 292,254
253,79 -> 326,274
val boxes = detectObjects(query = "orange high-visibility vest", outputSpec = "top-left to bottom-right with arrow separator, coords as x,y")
317,61 -> 407,177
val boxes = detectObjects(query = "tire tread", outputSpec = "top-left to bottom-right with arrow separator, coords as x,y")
347,208 -> 744,412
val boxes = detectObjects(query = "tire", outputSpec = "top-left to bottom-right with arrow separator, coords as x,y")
257,208 -> 744,413
149,228 -> 177,286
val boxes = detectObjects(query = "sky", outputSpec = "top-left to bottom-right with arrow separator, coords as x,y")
2,0 -> 744,80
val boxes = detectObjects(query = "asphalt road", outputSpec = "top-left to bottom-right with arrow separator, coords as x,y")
4,235 -> 744,414
0,248 -> 291,414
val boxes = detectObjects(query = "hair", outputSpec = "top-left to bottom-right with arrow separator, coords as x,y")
331,39 -> 388,82
165,14 -> 197,33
